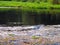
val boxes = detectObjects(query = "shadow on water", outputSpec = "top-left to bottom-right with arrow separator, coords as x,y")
0,9 -> 60,26
29,11 -> 60,25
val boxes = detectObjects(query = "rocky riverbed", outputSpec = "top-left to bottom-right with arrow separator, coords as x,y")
0,25 -> 60,45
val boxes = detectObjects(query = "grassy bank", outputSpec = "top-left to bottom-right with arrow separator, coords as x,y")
0,1 -> 60,9
0,1 -> 60,25
0,1 -> 60,13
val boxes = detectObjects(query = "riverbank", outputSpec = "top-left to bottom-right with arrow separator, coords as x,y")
0,1 -> 60,9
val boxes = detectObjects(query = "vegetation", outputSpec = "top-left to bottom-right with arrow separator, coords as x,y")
0,0 -> 60,25
32,36 -> 39,39
0,1 -> 60,9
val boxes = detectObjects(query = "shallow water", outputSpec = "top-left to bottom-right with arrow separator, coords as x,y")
0,25 -> 60,45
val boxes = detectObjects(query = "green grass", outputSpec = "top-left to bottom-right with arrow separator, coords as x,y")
0,1 -> 54,8
0,1 -> 60,13
0,1 -> 60,9
0,1 -> 50,7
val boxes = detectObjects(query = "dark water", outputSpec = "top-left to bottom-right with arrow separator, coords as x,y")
0,9 -> 60,25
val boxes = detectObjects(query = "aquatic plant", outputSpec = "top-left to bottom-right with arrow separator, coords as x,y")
8,34 -> 15,37
32,36 -> 39,39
